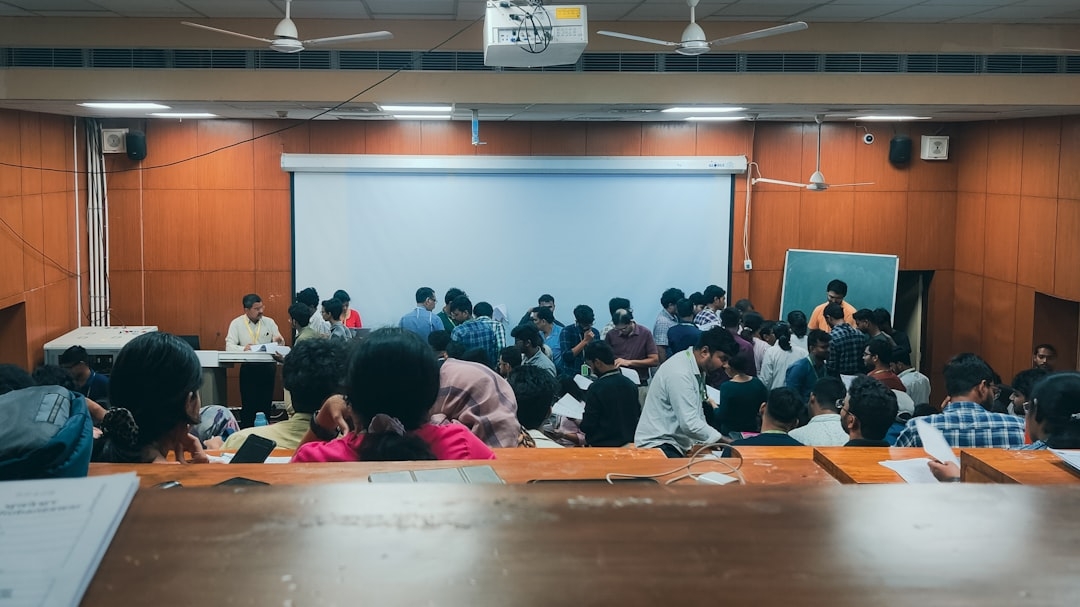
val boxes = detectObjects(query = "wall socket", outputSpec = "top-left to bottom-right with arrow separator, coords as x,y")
743,259 -> 753,270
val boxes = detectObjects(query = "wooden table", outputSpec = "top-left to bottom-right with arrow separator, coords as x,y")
89,456 -> 836,488
813,447 -> 935,483
208,447 -> 666,461
83,483 -> 1080,606
961,449 -> 1080,484
726,446 -> 816,459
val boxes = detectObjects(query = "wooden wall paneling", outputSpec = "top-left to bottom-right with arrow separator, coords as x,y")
985,120 -> 1024,196
982,194 -> 1020,284
0,301 -> 28,369
106,189 -> 143,271
796,190 -> 854,252
956,123 -> 988,193
196,120 -> 255,191
954,192 -> 986,275
366,122 -> 421,155
530,123 -> 586,156
21,195 -> 45,292
142,190 -> 199,271
193,271 -> 257,351
585,123 -> 642,156
308,121 -> 365,155
253,121 -> 310,190
1016,196 -> 1057,292
851,191 -> 907,256
695,122 -> 752,157
747,191 -> 800,271
254,271 -> 292,347
853,128 -> 909,192
1033,292 -> 1080,373
106,270 -> 145,327
903,191 -> 955,271
1012,285 -> 1035,377
18,112 -> 42,196
197,189 -> 256,271
41,191 -> 73,286
952,271 -> 985,355
924,270 -> 955,399
640,122 -> 697,156
747,270 -> 783,319
1,195 -> 27,300
907,124 -> 958,192
419,121 -> 475,156
1020,117 -> 1061,199
22,288 -> 47,368
1059,116 -> 1080,200
253,189 -> 292,272
809,123 -> 856,188
749,123 -> 803,192
142,120 -> 199,191
477,122 -> 532,156
980,277 -> 1017,380
39,114 -> 72,196
103,155 -> 142,190
0,110 -> 23,200
729,271 -> 750,305
731,186 -> 747,272
1054,197 -> 1080,301
42,278 -> 74,350
142,271 -> 203,337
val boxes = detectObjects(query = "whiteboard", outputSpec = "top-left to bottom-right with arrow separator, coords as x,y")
288,155 -> 740,330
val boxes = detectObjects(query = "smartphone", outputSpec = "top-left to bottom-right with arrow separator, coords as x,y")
229,434 -> 277,464
216,477 -> 270,487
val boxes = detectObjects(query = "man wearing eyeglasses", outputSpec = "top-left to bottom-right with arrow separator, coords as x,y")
1009,367 -> 1050,417
399,286 -> 444,341
893,353 -> 1025,448
789,377 -> 849,446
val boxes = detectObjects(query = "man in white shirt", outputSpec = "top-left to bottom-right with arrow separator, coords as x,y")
296,287 -> 331,336
891,348 -> 930,407
789,377 -> 849,446
635,327 -> 737,457
225,293 -> 284,428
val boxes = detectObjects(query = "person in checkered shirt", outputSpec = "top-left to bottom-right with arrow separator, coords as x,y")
894,353 -> 1025,448
824,302 -> 868,377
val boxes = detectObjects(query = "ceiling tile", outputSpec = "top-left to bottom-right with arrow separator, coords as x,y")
267,0 -> 371,19
794,4 -> 898,21
954,6 -> 1080,21
181,0 -> 280,18
872,4 -> 989,21
3,0 -> 106,11
89,0 -> 204,17
0,4 -> 34,15
364,0 -> 453,16
713,3 -> 821,18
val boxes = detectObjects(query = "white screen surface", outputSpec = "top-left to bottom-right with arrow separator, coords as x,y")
290,156 -> 736,330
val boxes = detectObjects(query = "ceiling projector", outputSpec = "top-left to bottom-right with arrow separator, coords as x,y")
484,2 -> 588,68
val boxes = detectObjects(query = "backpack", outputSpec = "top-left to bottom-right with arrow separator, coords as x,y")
0,385 -> 94,480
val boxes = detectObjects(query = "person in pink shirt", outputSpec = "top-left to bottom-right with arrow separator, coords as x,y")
293,328 -> 495,462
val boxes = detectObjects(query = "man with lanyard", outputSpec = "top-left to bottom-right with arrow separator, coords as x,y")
785,329 -> 831,404
226,293 -> 285,428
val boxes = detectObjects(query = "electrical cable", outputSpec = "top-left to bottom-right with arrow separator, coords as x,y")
605,443 -> 746,485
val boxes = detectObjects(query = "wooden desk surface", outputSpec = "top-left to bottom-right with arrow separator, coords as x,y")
83,483 -> 1080,606
813,447 -> 933,483
727,446 -> 816,459
208,447 -> 666,461
89,456 -> 836,487
961,449 -> 1080,484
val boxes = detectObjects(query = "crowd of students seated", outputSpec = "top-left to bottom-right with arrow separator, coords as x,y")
1,280 -> 1077,478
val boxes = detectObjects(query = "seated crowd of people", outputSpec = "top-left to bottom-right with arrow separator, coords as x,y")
0,279 -> 1075,477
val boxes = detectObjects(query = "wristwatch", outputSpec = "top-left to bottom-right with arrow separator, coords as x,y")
309,413 -> 339,441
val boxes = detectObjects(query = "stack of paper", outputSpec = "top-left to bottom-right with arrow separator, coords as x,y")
252,344 -> 291,356
1050,449 -> 1080,474
551,393 -> 586,420
0,473 -> 139,606
878,418 -> 960,483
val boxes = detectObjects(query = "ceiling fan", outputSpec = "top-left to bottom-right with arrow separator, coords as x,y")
182,0 -> 393,54
752,117 -> 874,192
597,0 -> 807,56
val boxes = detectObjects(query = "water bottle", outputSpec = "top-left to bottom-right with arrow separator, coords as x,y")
254,412 -> 268,427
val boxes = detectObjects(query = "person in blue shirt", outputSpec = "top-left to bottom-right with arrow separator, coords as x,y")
59,345 -> 110,405
531,306 -> 563,365
785,329 -> 830,405
399,287 -> 444,341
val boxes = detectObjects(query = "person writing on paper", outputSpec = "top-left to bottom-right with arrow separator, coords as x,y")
841,375 -> 899,447
225,293 -> 285,428
929,372 -> 1080,481
808,279 -> 857,332
294,328 -> 495,462
635,327 -> 738,458
506,365 -> 562,448
580,342 -> 641,447
94,332 -> 212,464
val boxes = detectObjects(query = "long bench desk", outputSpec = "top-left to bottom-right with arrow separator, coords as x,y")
82,483 -> 1080,606
813,447 -> 937,483
89,456 -> 837,488
961,449 -> 1080,484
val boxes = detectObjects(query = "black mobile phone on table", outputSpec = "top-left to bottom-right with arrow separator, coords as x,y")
229,434 -> 277,464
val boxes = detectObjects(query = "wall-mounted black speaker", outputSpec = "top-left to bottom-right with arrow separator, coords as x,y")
889,135 -> 912,165
125,130 -> 147,161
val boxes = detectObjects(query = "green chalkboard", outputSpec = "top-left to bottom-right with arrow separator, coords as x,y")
780,249 -> 899,320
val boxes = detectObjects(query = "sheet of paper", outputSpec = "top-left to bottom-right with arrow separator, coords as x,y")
492,304 -> 508,323
620,367 -> 640,383
879,458 -> 940,484
0,473 -> 139,607
252,343 -> 291,356
573,374 -> 593,391
209,452 -> 291,464
1050,449 -> 1080,473
915,418 -> 959,466
706,385 -> 721,403
840,374 -> 857,389
551,393 -> 586,419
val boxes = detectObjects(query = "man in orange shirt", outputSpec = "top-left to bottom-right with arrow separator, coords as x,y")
808,279 -> 857,332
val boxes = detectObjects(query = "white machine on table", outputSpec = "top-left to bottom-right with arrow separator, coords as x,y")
43,326 -> 158,370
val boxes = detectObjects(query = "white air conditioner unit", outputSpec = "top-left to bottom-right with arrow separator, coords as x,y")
101,128 -> 128,154
484,2 -> 587,68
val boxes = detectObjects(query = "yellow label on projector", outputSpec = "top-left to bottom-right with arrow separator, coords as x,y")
555,7 -> 581,19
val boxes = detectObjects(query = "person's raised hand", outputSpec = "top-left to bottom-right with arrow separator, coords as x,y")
927,459 -> 960,482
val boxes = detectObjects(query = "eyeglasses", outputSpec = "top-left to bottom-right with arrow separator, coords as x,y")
1023,401 -> 1034,413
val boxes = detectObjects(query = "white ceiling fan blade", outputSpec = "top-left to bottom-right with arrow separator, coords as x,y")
303,31 -> 394,46
181,22 -> 273,44
708,21 -> 808,47
752,177 -> 808,188
826,182 -> 876,188
596,30 -> 679,47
